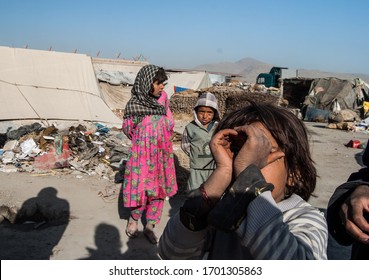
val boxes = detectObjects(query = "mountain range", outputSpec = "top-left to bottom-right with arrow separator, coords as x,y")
193,57 -> 369,83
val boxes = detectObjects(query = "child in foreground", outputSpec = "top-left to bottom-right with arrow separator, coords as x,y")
159,101 -> 328,259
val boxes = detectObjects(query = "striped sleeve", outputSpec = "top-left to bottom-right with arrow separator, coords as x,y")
158,212 -> 208,260
237,192 -> 328,260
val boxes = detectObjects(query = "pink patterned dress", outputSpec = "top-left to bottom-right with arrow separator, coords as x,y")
122,91 -> 178,209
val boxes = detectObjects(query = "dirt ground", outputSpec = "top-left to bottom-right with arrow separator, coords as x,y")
0,121 -> 368,260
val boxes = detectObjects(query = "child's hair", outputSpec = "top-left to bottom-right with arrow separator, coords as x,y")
148,67 -> 168,95
152,67 -> 168,86
215,100 -> 316,201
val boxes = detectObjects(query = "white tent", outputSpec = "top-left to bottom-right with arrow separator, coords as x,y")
165,71 -> 212,98
94,64 -> 213,109
0,46 -> 121,124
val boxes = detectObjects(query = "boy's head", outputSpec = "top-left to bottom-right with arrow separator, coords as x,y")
194,92 -> 219,127
215,100 -> 316,201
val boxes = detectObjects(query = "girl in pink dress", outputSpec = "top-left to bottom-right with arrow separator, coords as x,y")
122,65 -> 178,244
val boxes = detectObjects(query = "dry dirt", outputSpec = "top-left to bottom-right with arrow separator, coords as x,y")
0,121 -> 368,260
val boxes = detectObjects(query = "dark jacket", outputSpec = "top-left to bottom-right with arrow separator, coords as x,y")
327,166 -> 369,259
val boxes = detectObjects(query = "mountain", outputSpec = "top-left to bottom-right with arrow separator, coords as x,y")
194,57 -> 369,83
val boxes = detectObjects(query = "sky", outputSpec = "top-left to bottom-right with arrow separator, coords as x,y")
1,0 -> 369,75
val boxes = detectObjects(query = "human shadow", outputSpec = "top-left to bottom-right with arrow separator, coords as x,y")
79,223 -> 160,260
0,186 -> 70,259
118,183 -> 130,220
168,154 -> 189,218
79,223 -> 124,260
115,159 -> 131,221
121,234 -> 160,259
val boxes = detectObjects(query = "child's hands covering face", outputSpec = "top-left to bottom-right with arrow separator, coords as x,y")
210,122 -> 285,178
209,128 -> 238,173
232,123 -> 285,176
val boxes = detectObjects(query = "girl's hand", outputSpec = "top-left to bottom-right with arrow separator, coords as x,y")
233,124 -> 285,177
203,128 -> 238,202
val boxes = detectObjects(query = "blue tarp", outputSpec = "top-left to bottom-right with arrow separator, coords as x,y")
174,86 -> 189,93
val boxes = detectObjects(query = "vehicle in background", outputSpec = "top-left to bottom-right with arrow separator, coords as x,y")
256,66 -> 298,88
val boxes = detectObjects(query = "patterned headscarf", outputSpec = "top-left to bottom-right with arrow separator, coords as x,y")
123,65 -> 166,118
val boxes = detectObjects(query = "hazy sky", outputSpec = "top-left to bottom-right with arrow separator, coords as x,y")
1,0 -> 368,75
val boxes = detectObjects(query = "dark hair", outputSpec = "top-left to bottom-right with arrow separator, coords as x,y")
150,67 -> 168,95
153,67 -> 168,84
215,100 -> 316,201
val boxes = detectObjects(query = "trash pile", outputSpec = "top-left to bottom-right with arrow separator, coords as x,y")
0,122 -> 131,180
325,109 -> 369,134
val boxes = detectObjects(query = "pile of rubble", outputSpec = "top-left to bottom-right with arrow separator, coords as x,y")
0,121 -> 131,180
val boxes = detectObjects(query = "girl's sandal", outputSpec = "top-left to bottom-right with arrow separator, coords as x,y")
125,220 -> 138,238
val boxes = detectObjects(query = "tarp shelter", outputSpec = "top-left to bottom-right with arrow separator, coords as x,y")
92,57 -> 147,86
209,73 -> 226,85
92,58 -> 148,111
0,46 -> 121,124
165,71 -> 212,98
304,77 -> 369,111
94,66 -> 213,110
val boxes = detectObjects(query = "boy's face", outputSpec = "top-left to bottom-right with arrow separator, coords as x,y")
196,106 -> 215,127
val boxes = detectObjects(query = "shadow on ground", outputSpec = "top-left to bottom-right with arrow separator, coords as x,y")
0,186 -> 70,259
79,223 -> 159,260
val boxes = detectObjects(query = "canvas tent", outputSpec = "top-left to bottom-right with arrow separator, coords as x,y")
304,77 -> 369,111
165,71 -> 212,98
94,65 -> 214,110
0,46 -> 121,124
92,58 -> 148,111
